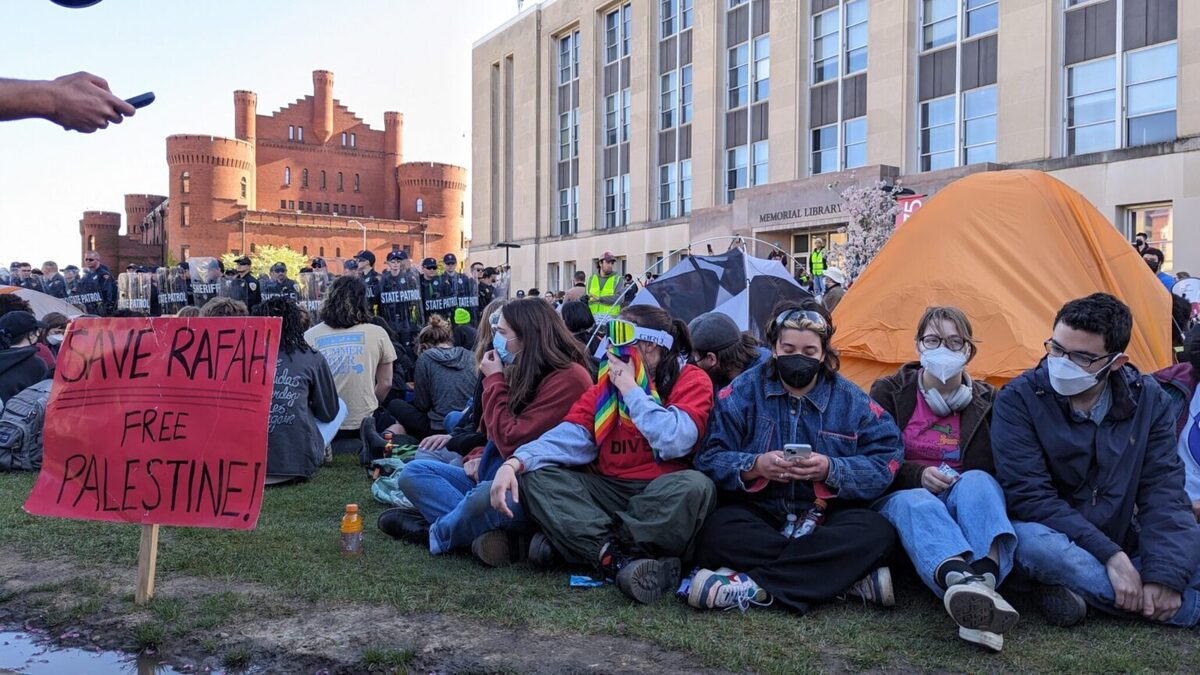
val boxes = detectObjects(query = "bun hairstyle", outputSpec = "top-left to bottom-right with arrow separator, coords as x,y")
618,304 -> 693,401
419,314 -> 454,348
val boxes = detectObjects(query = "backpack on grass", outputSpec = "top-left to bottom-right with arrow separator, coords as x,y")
0,379 -> 53,472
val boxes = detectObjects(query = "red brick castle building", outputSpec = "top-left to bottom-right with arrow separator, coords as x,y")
81,70 -> 467,270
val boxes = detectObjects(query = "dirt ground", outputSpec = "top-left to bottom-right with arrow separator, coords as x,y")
0,550 -> 730,674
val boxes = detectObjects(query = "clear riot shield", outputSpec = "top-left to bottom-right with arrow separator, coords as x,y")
453,274 -> 479,326
157,267 -> 189,315
117,272 -> 154,315
297,272 -> 326,323
380,268 -> 424,343
188,257 -> 226,308
62,276 -> 87,312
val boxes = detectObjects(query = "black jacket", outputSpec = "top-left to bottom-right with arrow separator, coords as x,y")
993,360 -> 1200,592
870,362 -> 996,491
0,346 -> 49,403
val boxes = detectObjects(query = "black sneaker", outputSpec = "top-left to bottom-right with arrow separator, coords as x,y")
377,505 -> 429,546
1037,585 -> 1087,627
528,532 -> 564,570
471,530 -> 514,568
359,418 -> 388,466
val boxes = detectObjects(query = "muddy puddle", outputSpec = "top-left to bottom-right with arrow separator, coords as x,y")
0,630 -> 188,675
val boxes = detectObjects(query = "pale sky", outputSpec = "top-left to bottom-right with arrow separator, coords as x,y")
0,0 -> 519,269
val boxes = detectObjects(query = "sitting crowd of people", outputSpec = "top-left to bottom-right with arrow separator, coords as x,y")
2,266 -> 1198,654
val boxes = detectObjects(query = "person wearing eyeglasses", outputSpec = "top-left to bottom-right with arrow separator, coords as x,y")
489,305 -> 716,604
869,306 -> 1017,652
685,300 -> 901,615
993,293 -> 1200,630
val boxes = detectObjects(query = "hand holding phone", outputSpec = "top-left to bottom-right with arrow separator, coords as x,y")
124,92 -> 155,110
783,444 -> 813,462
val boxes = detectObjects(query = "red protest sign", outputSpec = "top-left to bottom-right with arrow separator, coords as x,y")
24,317 -> 280,530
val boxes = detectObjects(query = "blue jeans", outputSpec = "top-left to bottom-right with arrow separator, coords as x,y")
874,470 -> 1016,597
1013,521 -> 1200,627
812,274 -> 825,295
396,459 -> 526,555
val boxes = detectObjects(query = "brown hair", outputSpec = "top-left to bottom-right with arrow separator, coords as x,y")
321,275 -> 372,329
199,297 -> 249,317
499,299 -> 591,414
176,306 -> 201,318
915,306 -> 978,361
707,332 -> 763,382
618,304 -> 693,400
39,312 -> 69,343
766,299 -> 840,376
418,314 -> 454,349
474,297 -> 510,365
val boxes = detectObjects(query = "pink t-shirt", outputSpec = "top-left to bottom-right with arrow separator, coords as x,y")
901,387 -> 963,470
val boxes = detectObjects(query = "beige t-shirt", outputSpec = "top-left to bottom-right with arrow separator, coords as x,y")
304,322 -> 396,430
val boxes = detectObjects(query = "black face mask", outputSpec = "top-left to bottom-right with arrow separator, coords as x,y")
776,353 -> 821,389
1146,260 -> 1161,273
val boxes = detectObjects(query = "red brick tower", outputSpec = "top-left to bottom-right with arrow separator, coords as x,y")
165,135 -> 256,260
397,162 -> 468,262
312,70 -> 335,144
383,111 -> 404,219
234,90 -> 257,143
79,211 -> 121,266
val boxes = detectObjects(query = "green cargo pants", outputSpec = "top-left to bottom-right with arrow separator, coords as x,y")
520,466 -> 717,566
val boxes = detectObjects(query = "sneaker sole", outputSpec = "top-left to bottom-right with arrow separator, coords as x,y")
471,531 -> 513,568
945,585 -> 1020,634
1038,586 -> 1088,627
875,568 -> 896,608
617,558 -> 682,604
958,627 -> 1004,652
528,534 -> 563,570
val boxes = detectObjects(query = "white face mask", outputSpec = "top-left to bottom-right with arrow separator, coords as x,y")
47,334 -> 64,346
1047,354 -> 1113,397
920,346 -> 969,384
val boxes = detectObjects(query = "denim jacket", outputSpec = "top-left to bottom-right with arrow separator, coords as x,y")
694,363 -> 903,509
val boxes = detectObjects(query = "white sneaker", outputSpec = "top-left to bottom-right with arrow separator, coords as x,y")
687,568 -> 772,612
848,567 -> 895,607
943,577 -> 1020,634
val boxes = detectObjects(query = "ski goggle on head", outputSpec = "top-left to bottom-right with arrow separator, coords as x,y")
603,318 -> 674,351
774,309 -> 830,337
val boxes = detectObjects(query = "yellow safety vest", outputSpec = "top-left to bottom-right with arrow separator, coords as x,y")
588,274 -> 619,318
810,249 -> 826,276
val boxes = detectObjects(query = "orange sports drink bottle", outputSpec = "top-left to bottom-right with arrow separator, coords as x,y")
340,504 -> 364,556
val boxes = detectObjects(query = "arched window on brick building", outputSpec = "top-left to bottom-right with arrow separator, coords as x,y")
284,167 -> 291,186
416,198 -> 424,214
180,171 -> 190,194
303,245 -> 309,255
337,172 -> 344,191
341,132 -> 347,146
354,174 -> 360,192
240,177 -> 247,199
336,247 -> 341,258
350,133 -> 356,147
320,170 -> 327,190
319,246 -> 325,256
302,169 -> 309,188
87,235 -> 96,252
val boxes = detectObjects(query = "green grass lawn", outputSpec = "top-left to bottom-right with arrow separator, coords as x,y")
1,457 -> 1195,674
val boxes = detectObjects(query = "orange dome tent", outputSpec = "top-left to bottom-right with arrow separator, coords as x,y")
832,170 -> 1174,390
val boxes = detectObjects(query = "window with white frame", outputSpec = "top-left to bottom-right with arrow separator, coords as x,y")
962,85 -> 997,163
727,146 -> 748,202
658,0 -> 693,219
726,0 -> 768,202
966,0 -> 998,37
810,1 -> 869,175
920,95 -> 956,171
680,159 -> 692,214
557,27 -> 581,236
728,43 -> 749,110
1063,2 -> 1177,156
753,36 -> 770,101
603,4 -> 632,228
752,140 -> 768,186
922,0 -> 957,51
1126,202 -> 1174,271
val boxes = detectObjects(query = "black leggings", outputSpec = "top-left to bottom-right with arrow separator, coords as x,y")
386,399 -> 435,440
694,503 -> 897,613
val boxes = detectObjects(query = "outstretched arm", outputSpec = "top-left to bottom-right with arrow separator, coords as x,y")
0,73 -> 135,132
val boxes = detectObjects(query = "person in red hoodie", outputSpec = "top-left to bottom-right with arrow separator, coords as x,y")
490,305 -> 716,604
385,299 -> 594,564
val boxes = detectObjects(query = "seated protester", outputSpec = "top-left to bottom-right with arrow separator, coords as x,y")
993,293 -> 1200,628
452,307 -> 478,350
386,315 -> 476,440
0,311 -> 50,403
305,276 -> 401,454
869,306 -> 1017,652
0,296 -> 54,372
489,305 -> 716,604
254,298 -> 340,484
561,300 -> 596,351
370,316 -> 410,405
38,312 -> 68,356
176,306 -> 201,318
199,297 -> 248,317
1152,324 -> 1200,522
387,299 -> 593,564
689,300 -> 901,615
687,312 -> 769,396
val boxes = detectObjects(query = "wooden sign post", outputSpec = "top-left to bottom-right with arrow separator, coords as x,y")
22,317 -> 280,603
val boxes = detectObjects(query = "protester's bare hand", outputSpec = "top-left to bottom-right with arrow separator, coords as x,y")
793,453 -> 831,482
48,72 -> 134,133
464,457 -> 481,482
489,465 -> 519,517
1141,583 -> 1182,623
418,433 -> 451,451
742,451 -> 804,484
921,467 -> 956,494
480,350 -> 504,377
606,353 -> 638,394
1106,552 -> 1143,613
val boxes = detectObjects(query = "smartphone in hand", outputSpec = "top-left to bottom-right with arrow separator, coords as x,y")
783,443 -> 813,462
